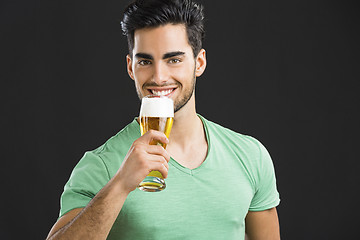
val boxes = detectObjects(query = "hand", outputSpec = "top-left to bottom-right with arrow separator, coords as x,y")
115,130 -> 170,193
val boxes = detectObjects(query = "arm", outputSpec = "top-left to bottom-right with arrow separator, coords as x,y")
46,130 -> 170,240
245,207 -> 280,240
46,176 -> 129,240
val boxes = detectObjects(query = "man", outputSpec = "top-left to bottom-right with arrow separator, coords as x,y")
47,0 -> 280,239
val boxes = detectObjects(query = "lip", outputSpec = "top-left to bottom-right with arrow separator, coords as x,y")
146,87 -> 177,97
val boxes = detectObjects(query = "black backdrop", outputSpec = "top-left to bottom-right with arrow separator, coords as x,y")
1,0 -> 359,239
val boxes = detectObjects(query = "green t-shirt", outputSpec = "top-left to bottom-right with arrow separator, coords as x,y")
60,115 -> 280,240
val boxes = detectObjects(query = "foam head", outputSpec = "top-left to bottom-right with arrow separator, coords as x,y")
140,96 -> 174,118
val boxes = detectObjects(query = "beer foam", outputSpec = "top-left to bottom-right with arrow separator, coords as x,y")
140,96 -> 174,117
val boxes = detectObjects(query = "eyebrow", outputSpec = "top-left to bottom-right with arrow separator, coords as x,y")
163,51 -> 185,59
135,53 -> 153,60
135,51 -> 185,60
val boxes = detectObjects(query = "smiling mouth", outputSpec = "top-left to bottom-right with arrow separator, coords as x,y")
148,88 -> 176,96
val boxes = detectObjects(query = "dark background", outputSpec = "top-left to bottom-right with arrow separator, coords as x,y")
1,0 -> 359,239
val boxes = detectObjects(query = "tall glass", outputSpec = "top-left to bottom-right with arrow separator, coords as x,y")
138,95 -> 174,192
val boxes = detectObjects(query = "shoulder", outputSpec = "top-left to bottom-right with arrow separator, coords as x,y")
92,118 -> 140,155
200,115 -> 263,153
76,119 -> 140,177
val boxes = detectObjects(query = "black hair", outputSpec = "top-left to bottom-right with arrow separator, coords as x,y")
121,0 -> 205,57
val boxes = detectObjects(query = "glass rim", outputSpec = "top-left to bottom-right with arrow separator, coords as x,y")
142,94 -> 172,99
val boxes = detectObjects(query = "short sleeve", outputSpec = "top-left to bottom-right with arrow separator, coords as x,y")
59,151 -> 111,218
249,142 -> 280,211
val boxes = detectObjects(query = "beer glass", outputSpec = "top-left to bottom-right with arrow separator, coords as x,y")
138,95 -> 174,192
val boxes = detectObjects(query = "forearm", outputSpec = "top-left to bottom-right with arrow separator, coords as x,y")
47,176 -> 129,240
48,131 -> 170,239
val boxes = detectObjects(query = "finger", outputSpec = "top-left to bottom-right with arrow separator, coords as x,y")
145,145 -> 171,162
146,155 -> 169,171
148,162 -> 169,179
140,130 -> 169,145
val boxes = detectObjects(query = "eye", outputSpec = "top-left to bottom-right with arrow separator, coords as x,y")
138,60 -> 152,66
168,58 -> 181,64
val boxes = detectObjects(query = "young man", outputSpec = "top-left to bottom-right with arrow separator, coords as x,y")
47,0 -> 280,239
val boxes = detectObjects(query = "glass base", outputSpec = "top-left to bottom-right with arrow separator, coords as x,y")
138,176 -> 166,192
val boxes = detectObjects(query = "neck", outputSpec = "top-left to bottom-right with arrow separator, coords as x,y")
168,94 -> 204,148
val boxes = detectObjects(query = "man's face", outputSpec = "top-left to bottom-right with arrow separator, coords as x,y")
127,24 -> 206,112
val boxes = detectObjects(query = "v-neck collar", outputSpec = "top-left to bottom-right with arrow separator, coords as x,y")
131,114 -> 211,176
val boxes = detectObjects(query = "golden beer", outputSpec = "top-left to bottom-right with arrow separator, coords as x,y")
138,95 -> 174,192
140,117 -> 174,148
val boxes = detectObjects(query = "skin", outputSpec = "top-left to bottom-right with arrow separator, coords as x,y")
46,23 -> 280,240
245,208 -> 281,240
127,24 -> 208,169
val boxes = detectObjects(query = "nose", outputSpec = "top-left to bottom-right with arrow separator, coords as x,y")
152,62 -> 169,84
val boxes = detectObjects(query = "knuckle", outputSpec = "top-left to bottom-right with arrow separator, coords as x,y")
157,145 -> 166,153
148,129 -> 157,135
133,143 -> 144,152
139,158 -> 149,169
157,145 -> 165,152
163,162 -> 169,170
163,151 -> 170,161
162,161 -> 168,169
131,142 -> 139,149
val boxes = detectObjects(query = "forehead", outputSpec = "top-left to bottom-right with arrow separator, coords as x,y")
133,24 -> 192,56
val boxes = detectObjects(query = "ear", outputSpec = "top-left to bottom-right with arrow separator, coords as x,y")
195,49 -> 207,77
126,54 -> 135,80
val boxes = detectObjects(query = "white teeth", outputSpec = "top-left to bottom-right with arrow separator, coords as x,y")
152,89 -> 173,96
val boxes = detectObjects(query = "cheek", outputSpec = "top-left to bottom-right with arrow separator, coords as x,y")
174,63 -> 195,80
133,67 -> 149,82
173,69 -> 187,80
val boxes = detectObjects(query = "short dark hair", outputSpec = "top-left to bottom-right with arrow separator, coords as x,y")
121,0 -> 205,57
